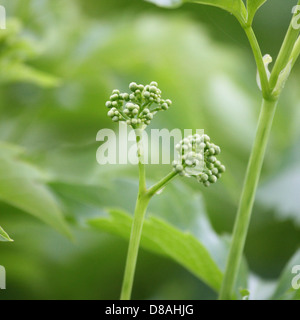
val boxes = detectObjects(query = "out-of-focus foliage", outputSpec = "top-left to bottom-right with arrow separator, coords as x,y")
0,19 -> 59,87
0,225 -> 13,241
0,0 -> 299,299
147,0 -> 247,23
0,142 -> 70,237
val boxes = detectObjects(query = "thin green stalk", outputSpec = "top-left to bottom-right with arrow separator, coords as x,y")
147,171 -> 178,198
120,129 -> 147,300
219,98 -> 278,300
290,35 -> 300,68
269,0 -> 300,91
243,26 -> 270,98
120,192 -> 150,300
120,130 -> 178,300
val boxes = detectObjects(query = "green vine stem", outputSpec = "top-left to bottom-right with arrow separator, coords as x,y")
269,0 -> 300,91
219,98 -> 278,300
120,130 -> 178,300
243,26 -> 270,98
120,130 -> 148,300
220,3 -> 300,299
120,191 -> 150,300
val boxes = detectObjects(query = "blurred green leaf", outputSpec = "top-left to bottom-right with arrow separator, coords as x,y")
0,19 -> 59,87
1,63 -> 60,87
146,0 -> 183,8
0,225 -> 13,241
146,0 -> 247,22
52,175 -> 249,295
247,0 -> 267,25
0,142 -> 71,238
89,208 -> 223,292
258,164 -> 300,226
270,249 -> 300,300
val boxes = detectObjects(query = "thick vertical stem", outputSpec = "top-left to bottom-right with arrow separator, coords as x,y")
219,98 -> 278,300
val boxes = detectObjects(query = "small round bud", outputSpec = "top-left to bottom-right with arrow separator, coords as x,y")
200,173 -> 208,182
212,168 -> 219,175
149,86 -> 157,93
209,175 -> 217,183
214,146 -> 221,155
146,113 -> 153,120
161,103 -> 168,110
110,94 -> 119,101
129,82 -> 138,91
175,164 -> 184,173
203,134 -> 210,142
166,99 -> 172,106
218,165 -> 226,173
144,91 -> 151,99
106,101 -> 112,108
122,93 -> 129,101
204,181 -> 210,187
208,156 -> 217,163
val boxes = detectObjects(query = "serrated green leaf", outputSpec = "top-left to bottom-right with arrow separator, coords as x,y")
247,0 -> 267,25
0,225 -> 13,242
89,209 -> 223,292
146,0 -> 247,23
0,142 -> 71,238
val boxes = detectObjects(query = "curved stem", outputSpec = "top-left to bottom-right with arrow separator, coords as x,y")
120,131 -> 178,300
219,98 -> 278,300
269,0 -> 300,91
290,35 -> 300,68
243,26 -> 270,99
147,171 -> 178,198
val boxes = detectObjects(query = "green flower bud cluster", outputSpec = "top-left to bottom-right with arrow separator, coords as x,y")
172,134 -> 225,187
105,81 -> 172,128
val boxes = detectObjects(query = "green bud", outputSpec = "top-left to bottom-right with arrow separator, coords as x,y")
150,86 -> 157,93
166,99 -> 172,106
161,103 -> 168,110
144,91 -> 151,98
110,94 -> 119,101
129,82 -> 138,91
209,175 -> 217,183
106,101 -> 112,108
219,165 -> 226,173
122,93 -> 129,101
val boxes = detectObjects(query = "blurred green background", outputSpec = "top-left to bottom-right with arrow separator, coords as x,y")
0,0 -> 299,299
